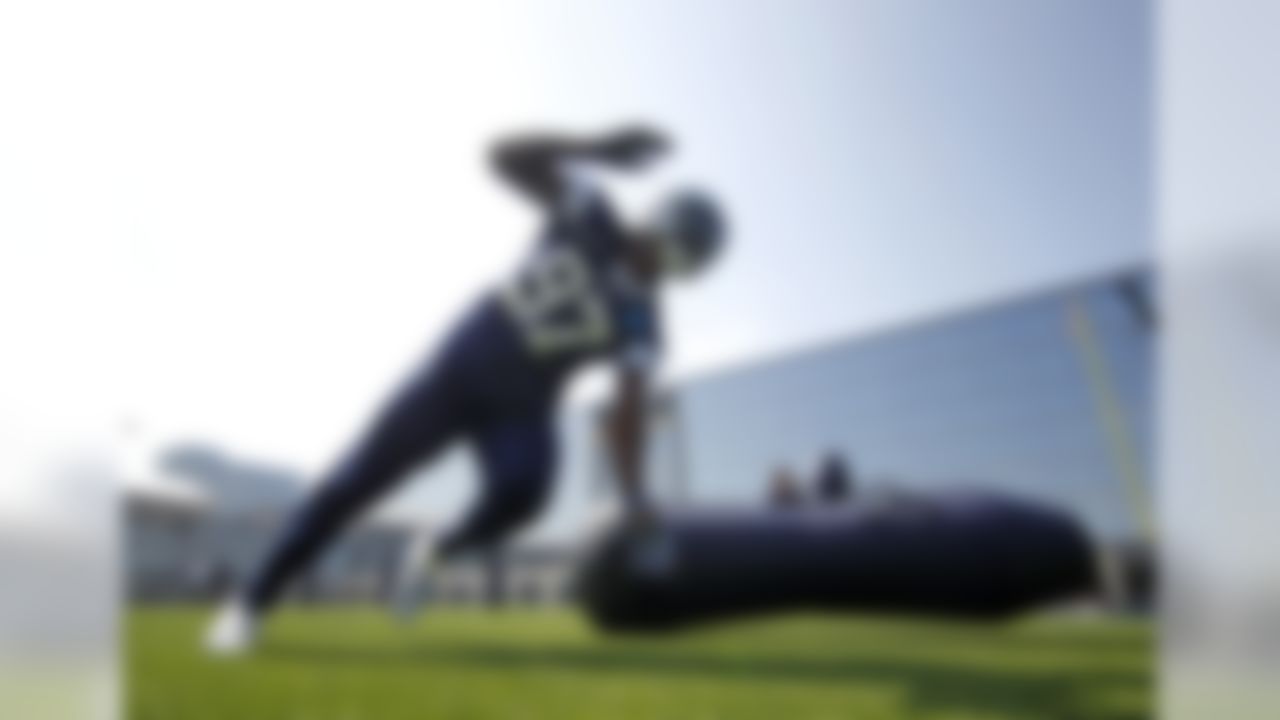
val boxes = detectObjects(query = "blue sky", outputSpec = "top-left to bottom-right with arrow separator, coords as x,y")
1,1 -> 1150,505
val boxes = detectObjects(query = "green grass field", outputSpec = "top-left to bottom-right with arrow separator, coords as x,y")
129,607 -> 1152,719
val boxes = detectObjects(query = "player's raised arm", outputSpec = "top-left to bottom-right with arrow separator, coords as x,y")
489,125 -> 671,208
604,364 -> 655,525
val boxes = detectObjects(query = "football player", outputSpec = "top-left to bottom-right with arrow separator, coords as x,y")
205,125 -> 727,655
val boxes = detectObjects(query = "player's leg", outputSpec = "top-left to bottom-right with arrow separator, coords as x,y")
443,412 -> 557,557
205,360 -> 464,655
391,412 -> 556,619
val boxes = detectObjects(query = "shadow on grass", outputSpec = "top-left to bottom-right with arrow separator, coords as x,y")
265,636 -> 1151,720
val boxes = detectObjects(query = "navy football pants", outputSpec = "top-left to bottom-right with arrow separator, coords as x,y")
244,315 -> 558,612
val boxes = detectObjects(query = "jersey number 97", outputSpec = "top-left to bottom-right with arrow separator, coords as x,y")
501,246 -> 611,356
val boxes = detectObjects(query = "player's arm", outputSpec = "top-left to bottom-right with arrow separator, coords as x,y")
490,125 -> 670,208
604,365 -> 654,524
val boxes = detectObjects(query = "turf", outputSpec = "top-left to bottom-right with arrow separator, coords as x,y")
129,607 -> 1152,719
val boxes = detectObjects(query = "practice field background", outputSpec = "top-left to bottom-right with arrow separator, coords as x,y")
129,608 -> 1152,720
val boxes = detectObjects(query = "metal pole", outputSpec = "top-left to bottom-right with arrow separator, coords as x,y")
1064,295 -> 1155,543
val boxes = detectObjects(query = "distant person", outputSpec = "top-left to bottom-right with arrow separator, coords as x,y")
814,452 -> 855,504
205,125 -> 728,656
768,466 -> 804,508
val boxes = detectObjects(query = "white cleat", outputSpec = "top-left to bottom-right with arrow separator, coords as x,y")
203,598 -> 259,658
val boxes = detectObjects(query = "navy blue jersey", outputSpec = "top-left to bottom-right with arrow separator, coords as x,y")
494,166 -> 662,383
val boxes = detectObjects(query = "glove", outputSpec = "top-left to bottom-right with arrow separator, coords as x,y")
593,125 -> 671,169
623,500 -> 678,578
